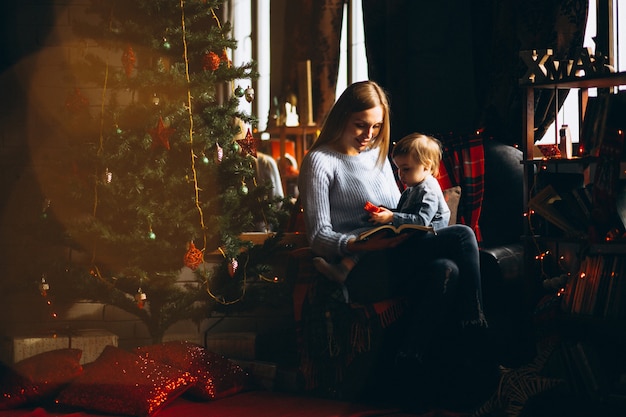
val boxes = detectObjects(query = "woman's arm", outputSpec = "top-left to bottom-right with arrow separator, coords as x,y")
298,151 -> 356,258
298,149 -> 402,258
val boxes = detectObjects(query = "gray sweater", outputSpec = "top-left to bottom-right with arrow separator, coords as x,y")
298,146 -> 401,259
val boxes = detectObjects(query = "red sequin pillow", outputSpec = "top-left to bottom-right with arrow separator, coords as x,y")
55,345 -> 196,417
136,340 -> 249,401
0,348 -> 83,410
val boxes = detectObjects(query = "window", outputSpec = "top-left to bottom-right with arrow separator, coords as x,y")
536,1 -> 625,147
231,0 -> 367,131
237,2 -> 626,145
336,0 -> 368,97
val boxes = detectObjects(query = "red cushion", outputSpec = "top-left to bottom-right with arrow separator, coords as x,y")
55,345 -> 196,417
0,348 -> 83,410
136,340 -> 249,401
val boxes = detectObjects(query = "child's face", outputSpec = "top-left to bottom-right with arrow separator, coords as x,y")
393,155 -> 429,187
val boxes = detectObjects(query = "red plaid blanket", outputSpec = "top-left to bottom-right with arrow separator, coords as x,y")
437,131 -> 485,242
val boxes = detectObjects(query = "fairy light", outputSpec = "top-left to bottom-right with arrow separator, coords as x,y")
197,247 -> 251,305
180,0 -> 208,260
39,274 -> 59,320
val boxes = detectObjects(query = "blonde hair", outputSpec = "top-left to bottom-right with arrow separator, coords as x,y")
392,133 -> 443,177
309,80 -> 391,167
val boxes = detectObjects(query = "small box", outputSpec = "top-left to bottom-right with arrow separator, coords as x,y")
69,329 -> 118,364
1,333 -> 69,364
1,329 -> 118,365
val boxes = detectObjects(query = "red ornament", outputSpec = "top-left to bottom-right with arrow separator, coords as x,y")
65,87 -> 90,113
216,143 -> 224,162
202,51 -> 221,71
149,117 -> 175,150
135,288 -> 147,309
39,275 -> 50,297
227,258 -> 238,277
183,242 -> 204,270
121,45 -> 136,78
236,128 -> 257,158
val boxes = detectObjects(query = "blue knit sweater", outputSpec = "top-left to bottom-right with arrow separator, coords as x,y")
298,146 -> 401,259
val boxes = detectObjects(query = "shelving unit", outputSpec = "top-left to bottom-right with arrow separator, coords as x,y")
266,125 -> 318,196
521,71 -> 626,412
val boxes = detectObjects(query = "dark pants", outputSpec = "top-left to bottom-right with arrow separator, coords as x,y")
344,225 -> 492,408
347,224 -> 485,327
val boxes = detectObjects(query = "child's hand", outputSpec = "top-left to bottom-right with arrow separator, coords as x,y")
369,207 -> 393,225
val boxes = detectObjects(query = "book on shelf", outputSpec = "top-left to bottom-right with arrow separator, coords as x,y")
614,181 -> 626,232
580,94 -> 610,154
603,256 -> 625,319
562,254 -> 626,319
559,342 -> 587,396
528,184 -> 581,235
356,223 -> 435,241
571,184 -> 594,221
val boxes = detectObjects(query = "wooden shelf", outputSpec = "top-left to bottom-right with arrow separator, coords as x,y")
267,125 -> 318,166
520,71 -> 626,89
266,125 -> 318,193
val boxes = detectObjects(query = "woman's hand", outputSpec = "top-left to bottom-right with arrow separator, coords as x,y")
346,232 -> 409,253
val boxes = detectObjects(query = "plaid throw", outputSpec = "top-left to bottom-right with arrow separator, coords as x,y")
287,248 -> 407,392
437,132 -> 485,243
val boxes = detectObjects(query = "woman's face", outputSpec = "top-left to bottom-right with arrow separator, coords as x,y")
337,106 -> 384,155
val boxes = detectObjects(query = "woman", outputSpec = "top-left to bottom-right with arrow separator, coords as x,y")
298,80 -> 487,367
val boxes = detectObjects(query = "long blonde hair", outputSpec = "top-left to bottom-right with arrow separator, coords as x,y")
310,80 -> 391,167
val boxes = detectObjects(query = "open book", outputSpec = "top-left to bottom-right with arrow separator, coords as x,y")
356,223 -> 435,241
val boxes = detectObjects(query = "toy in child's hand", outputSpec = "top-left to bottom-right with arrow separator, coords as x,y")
364,201 -> 383,213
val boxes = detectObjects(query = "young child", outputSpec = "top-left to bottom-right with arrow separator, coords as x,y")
313,132 -> 450,289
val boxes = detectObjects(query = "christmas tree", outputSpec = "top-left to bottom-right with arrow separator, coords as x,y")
34,0 -> 288,343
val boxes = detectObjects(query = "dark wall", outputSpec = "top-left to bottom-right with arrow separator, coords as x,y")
364,0 -> 490,140
0,1 -> 61,284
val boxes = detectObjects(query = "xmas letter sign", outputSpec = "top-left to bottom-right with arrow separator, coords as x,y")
519,47 -> 610,84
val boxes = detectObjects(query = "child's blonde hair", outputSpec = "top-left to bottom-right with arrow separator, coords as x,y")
392,133 -> 443,177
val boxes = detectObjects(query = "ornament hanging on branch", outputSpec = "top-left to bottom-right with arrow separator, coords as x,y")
183,241 -> 204,270
41,198 -> 51,219
65,87 -> 90,114
244,86 -> 254,103
227,258 -> 238,277
236,128 -> 257,158
135,287 -> 147,309
104,168 -> 113,184
121,45 -> 136,78
216,143 -> 224,162
148,116 -> 174,151
162,37 -> 171,50
39,274 -> 50,297
202,51 -> 221,71
234,85 -> 245,98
